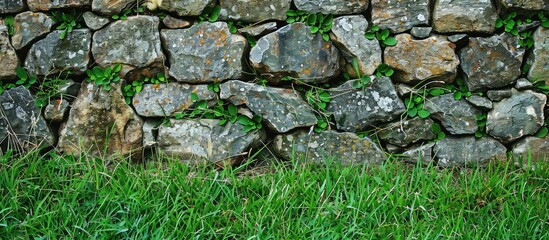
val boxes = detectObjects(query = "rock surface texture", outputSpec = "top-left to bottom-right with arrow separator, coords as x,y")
28,0 -> 91,11
371,0 -> 430,33
433,0 -> 498,33
434,136 -> 507,167
424,94 -> 482,135
0,25 -> 19,79
527,27 -> 548,84
294,0 -> 368,14
219,0 -> 291,22
11,11 -> 54,50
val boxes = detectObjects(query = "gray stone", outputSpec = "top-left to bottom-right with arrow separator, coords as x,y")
495,0 -> 549,15
395,84 -> 415,96
465,95 -> 493,110
327,76 -> 406,132
91,0 -> 133,15
157,119 -> 265,164
434,136 -> 507,167
219,0 -> 291,22
92,16 -> 165,78
142,120 -> 160,148
250,23 -> 341,84
238,22 -> 278,37
220,80 -> 317,133
28,0 -> 91,11
58,80 -> 81,100
447,34 -> 468,44
487,89 -> 513,101
25,29 -> 91,76
11,11 -> 54,50
384,34 -> 460,84
424,94 -> 481,135
371,0 -> 430,33
44,98 -> 70,122
527,27 -> 549,84
162,15 -> 191,29
82,11 -> 110,30
161,22 -> 246,83
378,118 -> 436,147
58,82 -> 143,158
272,130 -> 386,165
512,136 -> 549,163
459,33 -> 525,91
331,15 -> 382,76
133,83 -> 216,117
410,27 -> 432,39
0,0 -> 25,13
294,0 -> 369,15
433,0 -> 498,33
515,78 -> 534,90
0,86 -> 55,149
400,142 -> 435,165
0,25 -> 19,80
487,90 -> 546,143
158,0 -> 213,17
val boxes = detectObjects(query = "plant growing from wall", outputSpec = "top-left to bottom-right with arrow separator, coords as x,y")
431,122 -> 446,141
33,72 -> 71,108
449,77 -> 475,100
374,64 -> 395,78
122,72 -> 167,104
3,16 -> 15,36
475,113 -> 488,138
227,21 -> 258,47
364,25 -> 397,47
51,10 -> 82,40
286,10 -> 333,41
112,4 -> 145,20
305,88 -> 332,133
496,11 -> 549,49
86,64 -> 122,91
349,59 -> 371,92
15,67 -> 38,89
199,5 -> 221,23
534,117 -> 548,138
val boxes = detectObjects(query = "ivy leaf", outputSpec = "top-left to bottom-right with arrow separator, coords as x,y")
16,67 -> 28,80
228,104 -> 237,116
417,109 -> 431,119
453,91 -> 462,100
431,122 -> 442,133
535,127 -> 548,138
383,37 -> 398,46
364,32 -> 375,40
407,107 -> 418,117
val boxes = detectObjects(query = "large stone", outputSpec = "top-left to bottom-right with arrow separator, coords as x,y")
58,82 -> 143,158
11,11 -> 54,50
272,130 -> 386,165
0,87 -> 55,149
158,0 -> 213,17
331,15 -> 382,76
459,33 -> 525,91
378,118 -> 436,147
432,0 -> 498,33
424,94 -> 481,135
512,136 -> 549,162
92,16 -> 165,78
434,136 -> 507,167
250,23 -> 341,84
384,34 -> 460,84
294,0 -> 368,15
133,83 -> 216,117
487,90 -> 546,143
219,0 -> 291,22
220,80 -> 317,133
0,25 -> 19,79
527,27 -> 548,84
82,11 -> 110,30
162,15 -> 191,29
495,0 -> 549,14
371,0 -> 430,33
91,0 -> 133,15
25,29 -> 91,76
157,119 -> 265,164
327,76 -> 406,132
28,0 -> 91,11
161,22 -> 246,83
0,0 -> 25,13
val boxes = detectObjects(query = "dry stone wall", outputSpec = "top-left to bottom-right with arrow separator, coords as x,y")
1,0 -> 548,167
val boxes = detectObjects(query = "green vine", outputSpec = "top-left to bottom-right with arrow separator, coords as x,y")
286,10 -> 333,41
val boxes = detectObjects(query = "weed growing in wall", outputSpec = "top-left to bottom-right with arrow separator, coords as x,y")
364,25 -> 397,47
112,4 -> 145,20
227,21 -> 258,47
86,64 -> 122,91
122,73 -> 167,104
431,122 -> 446,141
199,5 -> 221,23
286,10 -> 333,41
3,16 -> 15,36
496,11 -> 549,48
51,10 -> 82,40
475,113 -> 488,138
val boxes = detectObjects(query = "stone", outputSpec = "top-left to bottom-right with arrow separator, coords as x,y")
495,0 -> 549,14
142,120 -> 160,149
11,11 -> 54,50
0,86 -> 55,149
158,0 -> 213,17
161,22 -> 245,83
512,136 -> 549,162
400,142 -> 435,165
162,15 -> 191,29
28,0 -> 91,11
44,98 -> 70,122
25,29 -> 91,76
459,33 -> 525,91
384,34 -> 460,84
410,27 -> 432,39
250,23 -> 341,84
58,80 -> 81,100
220,80 -> 317,133
487,89 -> 513,101
515,78 -> 534,90
273,130 -> 385,165
82,11 -> 110,30
0,25 -> 19,80
527,27 -> 548,84
327,76 -> 406,132
238,22 -> 278,36
294,0 -> 368,15
92,16 -> 165,78
432,0 -> 498,33
219,0 -> 291,22
58,82 -> 143,158
91,0 -> 133,15
487,90 -> 546,143
132,83 -> 216,117
378,118 -> 436,147
434,136 -> 507,167
424,94 -> 481,135
465,95 -> 493,110
157,119 -> 265,163
371,0 -> 430,33
447,34 -> 468,44
331,15 -> 382,76
0,0 -> 25,13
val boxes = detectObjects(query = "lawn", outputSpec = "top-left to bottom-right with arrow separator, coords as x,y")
0,149 -> 548,239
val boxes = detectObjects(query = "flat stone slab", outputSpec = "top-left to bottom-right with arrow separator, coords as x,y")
28,0 -> 91,11
378,117 -> 436,147
424,94 -> 481,135
433,0 -> 498,33
434,136 -> 507,167
219,0 -> 291,22
294,0 -> 368,15
371,0 -> 430,33
11,11 -> 54,50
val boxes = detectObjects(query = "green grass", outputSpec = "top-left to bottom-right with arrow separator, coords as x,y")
0,150 -> 548,239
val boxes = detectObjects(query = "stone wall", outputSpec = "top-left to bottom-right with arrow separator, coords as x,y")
0,0 -> 548,167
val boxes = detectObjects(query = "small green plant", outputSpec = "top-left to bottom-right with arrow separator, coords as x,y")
530,78 -> 549,95
374,64 -> 395,78
199,5 -> 221,23
450,77 -> 474,100
431,122 -> 446,141
496,12 -> 548,48
123,72 -> 167,104
86,64 -> 122,91
0,80 -> 16,95
286,10 -> 333,41
15,67 -> 38,89
305,88 -> 332,133
365,25 -> 397,47
534,115 -> 549,138
51,10 -> 82,40
475,113 -> 488,138
403,87 -> 448,119
227,21 -> 244,34
350,59 -> 372,92
3,15 -> 15,36
112,5 -> 145,20
207,81 -> 221,93
33,72 -> 71,108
